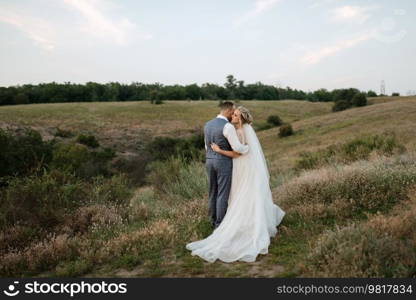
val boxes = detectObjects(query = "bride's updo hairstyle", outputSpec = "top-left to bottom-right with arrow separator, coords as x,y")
237,106 -> 253,125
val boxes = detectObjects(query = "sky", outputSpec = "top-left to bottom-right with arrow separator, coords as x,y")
0,0 -> 415,95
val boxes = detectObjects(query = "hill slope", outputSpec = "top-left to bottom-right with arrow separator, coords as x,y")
0,100 -> 332,153
260,98 -> 416,177
1,97 -> 415,278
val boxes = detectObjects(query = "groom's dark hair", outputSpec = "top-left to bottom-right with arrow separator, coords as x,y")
219,101 -> 235,111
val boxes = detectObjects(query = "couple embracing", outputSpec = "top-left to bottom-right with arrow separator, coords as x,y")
186,101 -> 285,263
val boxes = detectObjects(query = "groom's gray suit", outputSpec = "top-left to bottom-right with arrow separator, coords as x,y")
204,115 -> 249,228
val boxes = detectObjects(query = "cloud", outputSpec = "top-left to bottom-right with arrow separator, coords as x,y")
330,5 -> 375,24
0,0 -> 151,50
63,0 -> 151,45
252,0 -> 282,15
309,0 -> 341,9
234,0 -> 282,26
0,9 -> 57,51
300,32 -> 373,65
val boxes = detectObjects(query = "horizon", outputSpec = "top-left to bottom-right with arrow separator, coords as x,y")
0,0 -> 415,95
0,78 -> 401,96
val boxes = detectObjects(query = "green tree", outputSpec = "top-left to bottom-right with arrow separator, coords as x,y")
332,100 -> 351,112
312,88 -> 332,102
225,74 -> 237,99
351,93 -> 367,107
13,93 -> 29,105
163,85 -> 186,100
185,84 -> 202,100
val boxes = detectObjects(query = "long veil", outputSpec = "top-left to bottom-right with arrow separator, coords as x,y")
243,124 -> 270,182
185,123 -> 285,263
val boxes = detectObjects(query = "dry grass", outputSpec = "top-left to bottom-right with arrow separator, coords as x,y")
0,100 -> 332,153
1,97 -> 416,277
300,186 -> 416,277
275,151 -> 416,228
260,98 -> 416,177
367,95 -> 416,105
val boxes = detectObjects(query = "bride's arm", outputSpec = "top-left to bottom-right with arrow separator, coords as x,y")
210,143 -> 241,158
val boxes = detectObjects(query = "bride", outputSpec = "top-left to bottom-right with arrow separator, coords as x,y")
186,106 -> 285,263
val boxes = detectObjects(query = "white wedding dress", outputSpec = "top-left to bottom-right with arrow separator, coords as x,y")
186,123 -> 285,263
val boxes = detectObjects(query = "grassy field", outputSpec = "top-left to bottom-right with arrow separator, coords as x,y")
367,95 -> 416,105
1,97 -> 415,278
0,100 -> 332,153
260,97 -> 416,177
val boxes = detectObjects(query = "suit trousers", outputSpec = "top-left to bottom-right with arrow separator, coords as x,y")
206,158 -> 233,228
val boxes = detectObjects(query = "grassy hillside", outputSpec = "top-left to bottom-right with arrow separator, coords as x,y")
260,98 -> 416,177
0,100 -> 332,152
1,97 -> 415,278
367,95 -> 416,105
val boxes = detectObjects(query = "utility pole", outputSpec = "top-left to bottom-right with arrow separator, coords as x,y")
380,80 -> 386,96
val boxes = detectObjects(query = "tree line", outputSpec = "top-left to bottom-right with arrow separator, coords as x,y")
0,75 -> 379,106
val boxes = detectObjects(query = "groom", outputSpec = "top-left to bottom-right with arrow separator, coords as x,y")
204,101 -> 249,229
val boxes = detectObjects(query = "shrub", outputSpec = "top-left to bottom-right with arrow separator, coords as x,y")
54,128 -> 74,138
51,142 -> 91,173
91,147 -> 116,162
111,153 -> 151,186
51,142 -> 115,179
332,90 -> 367,111
278,123 -> 293,137
55,258 -> 94,277
62,203 -> 124,236
0,169 -> 132,249
267,115 -> 283,126
145,132 -> 204,162
128,187 -> 157,222
85,147 -> 116,177
392,92 -> 400,97
145,156 -> 207,201
302,221 -> 416,277
0,232 -> 81,277
145,157 -> 182,193
351,93 -> 367,107
295,133 -> 406,170
167,160 -> 207,200
302,191 -> 416,277
0,128 -> 54,179
89,174 -> 133,205
150,90 -> 164,104
0,169 -> 88,231
332,100 -> 351,112
0,225 -> 41,255
332,88 -> 360,103
0,128 -> 115,181
76,134 -> 99,148
277,153 -> 416,225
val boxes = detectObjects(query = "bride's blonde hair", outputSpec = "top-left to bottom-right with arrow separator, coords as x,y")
237,106 -> 253,124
